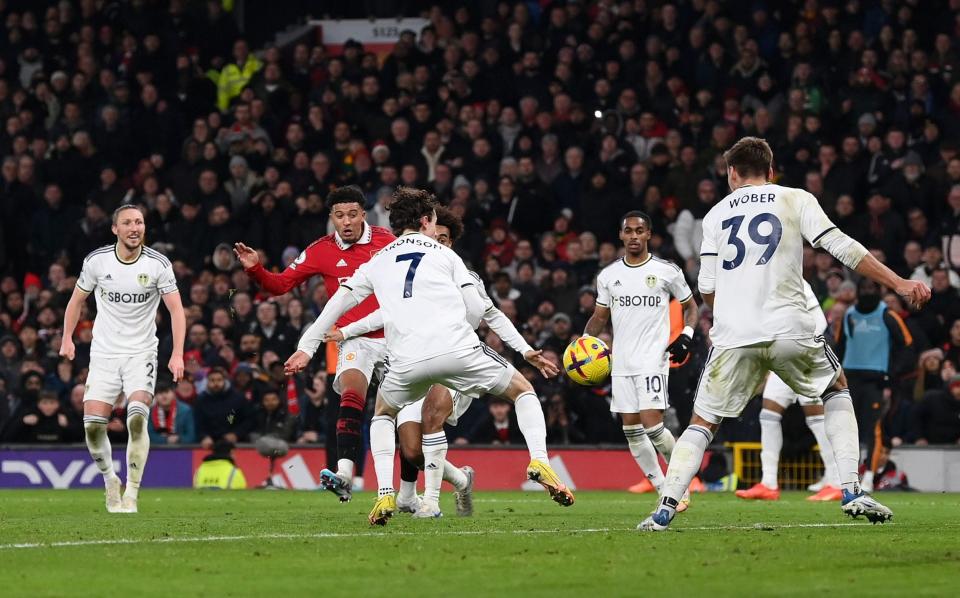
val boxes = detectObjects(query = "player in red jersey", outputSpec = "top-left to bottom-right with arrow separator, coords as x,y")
234,186 -> 398,501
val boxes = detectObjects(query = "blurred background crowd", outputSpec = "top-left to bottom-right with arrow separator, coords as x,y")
2,0 -> 960,462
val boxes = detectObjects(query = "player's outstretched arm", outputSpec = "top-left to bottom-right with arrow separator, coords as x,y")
583,304 -> 610,337
59,286 -> 90,361
336,310 -> 384,341
162,290 -> 186,381
855,252 -> 931,309
235,241 -> 312,296
285,286 -> 361,374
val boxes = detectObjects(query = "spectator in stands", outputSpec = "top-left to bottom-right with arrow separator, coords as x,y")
461,399 -> 523,445
194,367 -> 254,449
250,388 -> 297,443
148,383 -> 197,445
911,375 -> 960,445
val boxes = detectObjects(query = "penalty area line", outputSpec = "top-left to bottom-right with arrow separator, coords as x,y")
0,522 -> 891,550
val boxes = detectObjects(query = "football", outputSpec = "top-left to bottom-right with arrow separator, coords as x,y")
562,335 -> 612,386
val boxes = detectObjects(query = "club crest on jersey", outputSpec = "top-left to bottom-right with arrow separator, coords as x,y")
645,275 -> 658,288
137,273 -> 150,287
345,352 -> 357,361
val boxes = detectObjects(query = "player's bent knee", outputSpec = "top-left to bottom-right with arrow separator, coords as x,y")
638,410 -> 664,428
501,372 -> 534,401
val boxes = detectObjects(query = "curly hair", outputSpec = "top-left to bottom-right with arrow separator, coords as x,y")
434,205 -> 464,243
326,185 -> 365,209
386,186 -> 438,235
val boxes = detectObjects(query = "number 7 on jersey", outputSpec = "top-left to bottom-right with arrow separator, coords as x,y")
396,252 -> 425,298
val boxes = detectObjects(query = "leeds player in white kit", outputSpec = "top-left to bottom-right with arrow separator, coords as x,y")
286,188 -> 573,525
640,138 -> 929,531
330,207 -> 559,518
60,205 -> 186,513
735,280 -> 842,502
584,211 -> 698,507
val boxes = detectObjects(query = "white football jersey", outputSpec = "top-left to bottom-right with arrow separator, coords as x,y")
596,256 -> 693,375
77,245 -> 178,357
343,232 -> 480,365
802,280 -> 828,335
698,183 -> 837,348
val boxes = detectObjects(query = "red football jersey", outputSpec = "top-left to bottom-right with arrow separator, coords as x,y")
245,223 -> 395,338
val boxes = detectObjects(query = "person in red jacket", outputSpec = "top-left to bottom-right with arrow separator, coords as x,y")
234,186 -> 394,501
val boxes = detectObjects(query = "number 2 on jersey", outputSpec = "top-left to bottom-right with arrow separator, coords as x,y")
396,252 -> 425,298
720,213 -> 782,270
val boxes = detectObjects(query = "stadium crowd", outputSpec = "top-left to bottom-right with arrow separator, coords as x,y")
2,0 -> 960,458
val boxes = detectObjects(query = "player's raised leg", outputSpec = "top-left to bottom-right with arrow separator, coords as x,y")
319,368 -> 370,502
498,371 -> 574,506
640,343 -> 767,531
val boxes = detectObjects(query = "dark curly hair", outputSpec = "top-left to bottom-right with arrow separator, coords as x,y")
434,205 -> 464,243
387,186 -> 438,235
326,185 -> 366,210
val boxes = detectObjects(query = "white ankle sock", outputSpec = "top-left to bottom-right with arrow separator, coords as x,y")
759,408 -> 782,489
421,432 -> 447,505
398,480 -> 417,502
370,416 -> 397,496
646,422 -> 676,461
514,392 -> 548,462
337,458 -> 355,482
443,461 -> 468,491
806,414 -> 839,486
659,425 -> 713,518
623,424 -> 664,492
823,389 -> 861,494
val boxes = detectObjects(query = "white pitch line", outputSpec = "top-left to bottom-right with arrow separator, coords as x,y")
0,522 -> 892,550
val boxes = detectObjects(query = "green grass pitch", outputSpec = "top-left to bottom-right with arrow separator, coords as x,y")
1,490 -> 958,597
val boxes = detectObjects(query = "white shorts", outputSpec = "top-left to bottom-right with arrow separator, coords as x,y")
763,373 -> 822,409
333,336 -> 388,394
84,352 -> 158,406
610,372 -> 669,413
379,345 -> 514,413
396,388 -> 476,428
694,336 -> 840,424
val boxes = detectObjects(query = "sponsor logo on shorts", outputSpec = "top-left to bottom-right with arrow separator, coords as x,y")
345,352 -> 357,361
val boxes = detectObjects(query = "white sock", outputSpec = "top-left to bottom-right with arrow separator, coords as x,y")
623,424 -> 665,492
658,425 -> 713,519
421,431 -> 447,506
369,415 -> 397,497
398,480 -> 417,502
443,461 -> 468,491
124,402 -> 151,500
759,408 -> 782,489
806,414 -> 839,486
83,415 -> 117,482
823,389 -> 861,494
514,392 -> 548,462
337,458 -> 355,482
646,422 -> 676,461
